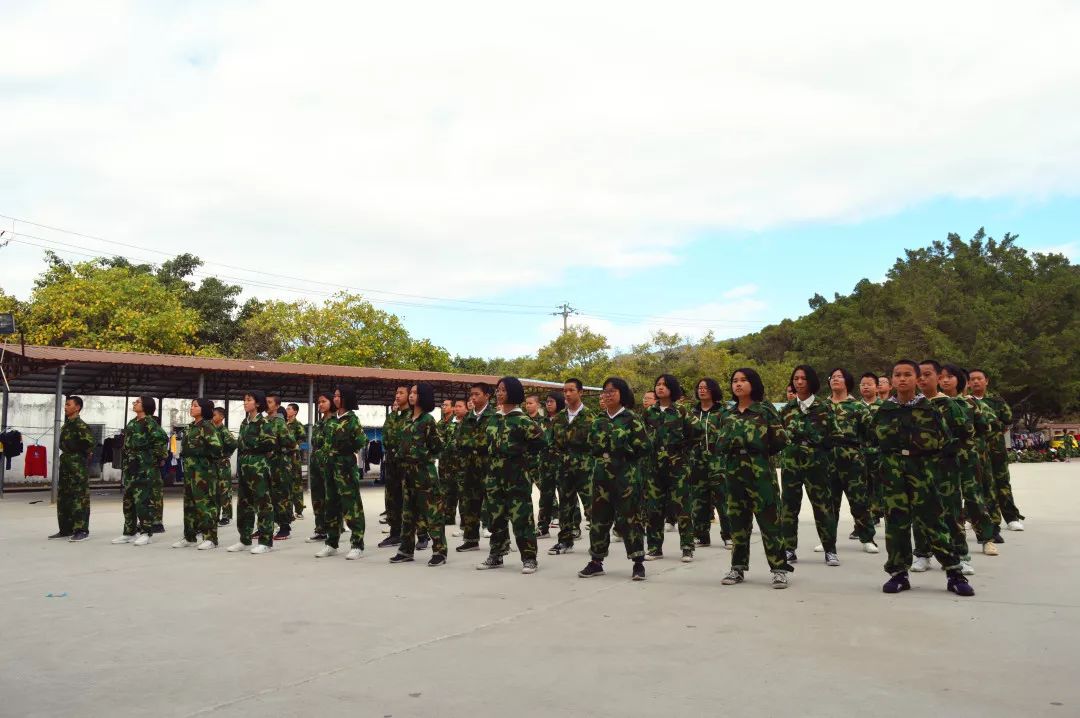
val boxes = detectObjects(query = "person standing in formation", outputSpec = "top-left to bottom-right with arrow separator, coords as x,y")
643,374 -> 697,563
967,369 -> 1025,534
379,386 -> 410,549
549,378 -> 594,556
211,407 -> 236,527
690,378 -> 731,550
227,391 -> 276,555
877,375 -> 892,401
285,403 -> 306,521
51,395 -> 95,542
390,383 -> 447,566
858,373 -> 885,523
456,383 -> 497,552
264,393 -> 297,541
174,398 -> 223,550
578,377 -> 650,581
537,391 -> 565,539
315,386 -> 366,560
305,391 -> 334,544
825,368 -> 878,554
112,396 -> 168,546
438,399 -> 460,530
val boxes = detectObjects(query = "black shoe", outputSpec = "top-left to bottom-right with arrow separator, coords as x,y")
378,536 -> 402,548
48,531 -> 73,540
294,512 -> 304,521
547,542 -> 574,555
696,537 -> 711,547
389,553 -> 414,564
946,570 -> 975,597
785,549 -> 798,564
883,572 -> 911,594
578,560 -> 605,578
537,530 -> 551,538
572,528 -> 582,540
993,526 -> 1005,544
69,530 -> 90,542
456,540 -> 480,552
632,561 -> 646,581
152,524 -> 166,534
416,536 -> 431,551
251,531 -> 261,540
273,527 -> 291,541
427,554 -> 447,567
218,518 -> 231,526
645,548 -> 663,561
848,531 -> 859,540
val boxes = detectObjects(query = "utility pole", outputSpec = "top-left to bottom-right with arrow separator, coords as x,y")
551,302 -> 578,334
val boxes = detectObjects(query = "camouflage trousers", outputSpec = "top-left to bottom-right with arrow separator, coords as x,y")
237,456 -> 275,547
864,452 -> 885,519
153,472 -> 164,526
399,461 -> 447,557
383,457 -> 404,540
780,457 -> 838,553
831,446 -> 876,544
534,458 -> 559,531
724,455 -> 790,573
270,457 -> 292,529
990,454 -> 1024,524
691,455 -> 731,543
309,455 -> 328,535
324,454 -> 365,550
589,460 -> 645,561
916,454 -> 993,558
645,452 -> 694,553
217,460 -> 233,521
289,452 -> 305,515
57,454 -> 90,534
486,458 -> 538,562
880,454 -> 961,575
440,455 -> 460,525
122,470 -> 156,536
182,459 -> 219,544
459,453 -> 489,542
557,454 -> 592,546
959,453 -> 995,544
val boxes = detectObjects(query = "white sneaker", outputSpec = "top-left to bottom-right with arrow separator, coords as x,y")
226,542 -> 247,552
345,548 -> 363,560
482,529 -> 492,538
133,534 -> 152,546
172,539 -> 197,548
813,544 -> 824,553
824,552 -> 840,567
911,555 -> 931,572
197,540 -> 217,550
960,560 -> 975,576
451,529 -> 464,537
863,541 -> 880,554
111,535 -> 135,544
1007,520 -> 1024,531
250,544 -> 272,555
315,546 -> 337,558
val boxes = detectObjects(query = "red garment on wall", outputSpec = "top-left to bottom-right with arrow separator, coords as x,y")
24,445 -> 48,477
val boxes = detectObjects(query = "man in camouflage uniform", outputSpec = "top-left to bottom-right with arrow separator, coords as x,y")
548,378 -> 594,556
112,396 -> 168,545
968,369 -> 1025,532
226,391 -> 277,553
176,398 -> 224,549
455,383 -> 497,552
265,394 -> 297,540
51,395 -> 95,541
379,386 -> 410,548
858,373 -> 885,521
285,403 -> 307,519
211,407 -> 236,525
536,392 -> 565,538
438,399 -> 461,527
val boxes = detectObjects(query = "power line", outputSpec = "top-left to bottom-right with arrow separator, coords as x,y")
551,302 -> 578,334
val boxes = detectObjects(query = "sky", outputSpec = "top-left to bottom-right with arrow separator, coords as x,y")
2,1 -> 1078,359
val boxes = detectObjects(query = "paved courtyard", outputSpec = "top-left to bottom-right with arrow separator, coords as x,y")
1,462 -> 1077,718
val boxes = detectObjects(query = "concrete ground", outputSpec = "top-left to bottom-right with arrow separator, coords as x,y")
1,463 -> 1077,718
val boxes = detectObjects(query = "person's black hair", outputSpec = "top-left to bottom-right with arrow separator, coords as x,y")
643,389 -> 656,397
546,390 -> 565,413
860,372 -> 879,383
603,377 -> 635,409
498,377 -> 525,405
786,383 -> 795,394
470,382 -> 493,396
789,365 -> 820,395
213,406 -> 227,418
454,397 -> 468,406
919,358 -> 942,375
892,359 -> 920,375
287,402 -> 300,413
266,392 -> 281,405
67,395 -> 84,411
335,385 -> 358,411
941,364 -> 968,392
564,378 -> 584,392
194,398 -> 215,421
412,383 -> 436,413
244,390 -> 266,413
139,395 -> 158,416
696,378 -> 722,403
730,368 -> 766,402
968,367 -> 989,380
654,373 -> 684,402
827,367 -> 855,394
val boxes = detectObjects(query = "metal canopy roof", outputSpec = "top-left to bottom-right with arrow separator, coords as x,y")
0,344 -> 584,404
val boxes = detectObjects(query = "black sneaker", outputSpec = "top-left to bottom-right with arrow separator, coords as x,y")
632,562 -> 646,581
572,528 -> 582,540
69,530 -> 90,542
578,560 -> 605,578
537,529 -> 551,539
645,548 -> 663,561
882,572 -> 911,594
785,549 -> 798,564
696,537 -> 711,547
152,524 -> 166,534
389,553 -> 414,564
416,537 -> 431,551
946,570 -> 975,597
48,531 -> 73,540
218,518 -> 231,526
273,527 -> 291,541
721,569 -> 744,585
455,541 -> 480,552
547,542 -> 574,555
476,555 -> 504,570
992,526 -> 1005,544
848,531 -> 859,540
681,549 -> 694,563
378,536 -> 402,548
427,554 -> 447,567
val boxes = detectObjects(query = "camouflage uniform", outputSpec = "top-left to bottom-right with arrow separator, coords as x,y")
181,419 -> 223,544
437,416 -> 461,526
57,415 -> 94,535
717,402 -> 791,572
309,415 -> 331,536
551,404 -> 595,547
532,413 -> 559,532
485,408 -> 543,562
828,396 -> 876,543
643,403 -> 698,554
267,411 -> 297,531
325,411 -> 366,550
588,408 -> 649,561
970,398 -> 1001,524
779,397 -> 839,553
976,394 -> 1024,525
398,412 -> 446,557
862,398 -> 885,519
237,413 -> 276,547
690,403 -> 731,545
216,423 -> 237,522
458,403 -> 497,542
870,396 -> 962,575
121,416 -> 169,536
286,418 -> 307,515
382,408 -> 409,540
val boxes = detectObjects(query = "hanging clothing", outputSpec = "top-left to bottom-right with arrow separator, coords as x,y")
1,429 -> 24,469
24,445 -> 48,477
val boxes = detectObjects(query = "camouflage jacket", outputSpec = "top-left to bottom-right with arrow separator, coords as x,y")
266,412 -> 297,459
238,413 -> 276,459
122,416 -> 169,474
399,412 -> 443,463
974,394 -> 1012,458
182,419 -> 224,463
870,396 -> 952,455
329,411 -> 365,457
551,404 -> 595,458
310,415 -> 334,463
458,403 -> 498,456
382,408 -> 409,461
286,418 -> 306,455
643,403 -> 698,459
216,423 -> 238,463
780,396 -> 837,468
860,399 -> 884,457
690,402 -> 726,464
588,409 -> 651,470
828,396 -> 871,447
437,417 -> 460,457
60,416 -> 94,458
717,401 -> 787,458
488,408 -> 544,479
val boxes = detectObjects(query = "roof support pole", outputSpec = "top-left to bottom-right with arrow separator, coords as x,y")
197,373 -> 205,399
306,378 -> 314,478
51,364 -> 66,504
0,388 -> 9,499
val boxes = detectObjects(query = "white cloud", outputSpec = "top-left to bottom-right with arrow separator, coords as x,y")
2,1 -> 1079,311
